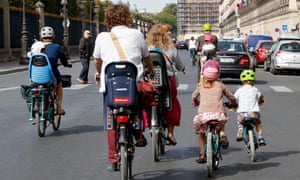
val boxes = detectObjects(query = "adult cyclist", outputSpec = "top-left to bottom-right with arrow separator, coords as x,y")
196,23 -> 219,82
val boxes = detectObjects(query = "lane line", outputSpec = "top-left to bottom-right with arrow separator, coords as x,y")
177,84 -> 188,90
0,86 -> 19,92
64,84 -> 90,90
270,86 -> 293,92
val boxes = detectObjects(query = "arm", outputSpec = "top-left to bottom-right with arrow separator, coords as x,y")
223,83 -> 237,105
78,38 -> 86,56
94,58 -> 102,83
142,55 -> 154,74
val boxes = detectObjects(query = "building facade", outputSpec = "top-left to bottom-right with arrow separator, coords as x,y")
219,0 -> 300,39
177,0 -> 220,40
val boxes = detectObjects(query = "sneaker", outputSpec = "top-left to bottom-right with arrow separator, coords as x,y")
106,162 -> 119,172
258,137 -> 266,146
77,78 -> 86,84
133,131 -> 147,147
236,128 -> 244,141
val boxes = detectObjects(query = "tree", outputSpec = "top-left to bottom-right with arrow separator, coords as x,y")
154,3 -> 177,33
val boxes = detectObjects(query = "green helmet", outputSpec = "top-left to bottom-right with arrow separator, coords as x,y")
240,70 -> 256,81
202,23 -> 212,31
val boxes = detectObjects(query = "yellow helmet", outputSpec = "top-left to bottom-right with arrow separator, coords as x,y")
202,23 -> 212,31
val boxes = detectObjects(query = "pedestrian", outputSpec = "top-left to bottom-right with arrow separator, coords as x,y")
92,4 -> 154,172
40,26 -> 72,115
192,60 -> 236,163
77,30 -> 94,84
234,70 -> 266,145
146,24 -> 185,146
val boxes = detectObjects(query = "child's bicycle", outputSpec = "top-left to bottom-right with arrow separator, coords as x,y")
204,119 -> 223,177
239,115 -> 259,162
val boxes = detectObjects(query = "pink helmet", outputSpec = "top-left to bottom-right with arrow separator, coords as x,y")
202,60 -> 220,81
204,34 -> 213,41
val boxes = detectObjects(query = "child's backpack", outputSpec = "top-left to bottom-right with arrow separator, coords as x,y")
28,53 -> 54,85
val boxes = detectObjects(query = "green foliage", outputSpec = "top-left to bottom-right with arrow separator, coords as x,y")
154,3 -> 177,33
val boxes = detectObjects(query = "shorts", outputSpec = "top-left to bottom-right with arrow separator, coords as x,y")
237,112 -> 261,125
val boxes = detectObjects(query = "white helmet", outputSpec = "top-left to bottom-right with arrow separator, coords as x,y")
27,41 -> 45,57
40,26 -> 55,39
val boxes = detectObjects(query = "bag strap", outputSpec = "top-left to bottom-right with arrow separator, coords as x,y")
109,32 -> 127,61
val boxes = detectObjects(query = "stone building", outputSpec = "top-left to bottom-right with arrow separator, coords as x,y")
219,0 -> 300,39
177,0 -> 220,40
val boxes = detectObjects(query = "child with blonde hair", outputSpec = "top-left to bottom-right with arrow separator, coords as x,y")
192,60 -> 236,163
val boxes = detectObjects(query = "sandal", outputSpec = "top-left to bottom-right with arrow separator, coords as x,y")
57,109 -> 66,116
196,155 -> 206,164
166,136 -> 177,146
220,134 -> 229,149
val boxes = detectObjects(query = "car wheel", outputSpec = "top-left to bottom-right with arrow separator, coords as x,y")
270,62 -> 278,75
263,61 -> 269,71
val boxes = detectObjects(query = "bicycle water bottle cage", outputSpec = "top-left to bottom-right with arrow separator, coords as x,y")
105,62 -> 138,108
29,53 -> 54,85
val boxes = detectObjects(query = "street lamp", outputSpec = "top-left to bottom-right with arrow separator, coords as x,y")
60,0 -> 69,58
35,0 -> 45,31
20,0 -> 29,65
94,4 -> 99,34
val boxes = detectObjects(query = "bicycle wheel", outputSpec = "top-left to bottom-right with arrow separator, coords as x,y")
120,144 -> 129,180
206,132 -> 213,177
152,127 -> 159,162
35,99 -> 46,137
159,125 -> 166,155
213,135 -> 220,170
248,130 -> 256,162
52,101 -> 61,131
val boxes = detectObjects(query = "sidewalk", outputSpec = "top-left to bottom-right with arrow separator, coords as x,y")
0,57 -> 80,75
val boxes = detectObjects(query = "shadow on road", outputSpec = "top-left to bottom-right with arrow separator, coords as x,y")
50,124 -> 103,136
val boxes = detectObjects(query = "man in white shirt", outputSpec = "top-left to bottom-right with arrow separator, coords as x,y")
93,4 -> 154,172
188,36 -> 197,65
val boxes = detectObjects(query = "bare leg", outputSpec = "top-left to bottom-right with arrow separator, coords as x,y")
56,82 -> 65,115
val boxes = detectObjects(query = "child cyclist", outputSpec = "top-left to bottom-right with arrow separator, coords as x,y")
192,60 -> 236,163
234,70 -> 266,146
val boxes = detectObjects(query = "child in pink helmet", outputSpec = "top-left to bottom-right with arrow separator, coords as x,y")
191,60 -> 236,163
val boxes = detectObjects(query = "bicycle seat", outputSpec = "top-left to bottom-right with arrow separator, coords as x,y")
242,117 -> 257,125
206,120 -> 220,125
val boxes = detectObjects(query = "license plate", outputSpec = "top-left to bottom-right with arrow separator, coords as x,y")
220,58 -> 235,63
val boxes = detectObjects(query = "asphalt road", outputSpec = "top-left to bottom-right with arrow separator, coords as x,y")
0,50 -> 300,180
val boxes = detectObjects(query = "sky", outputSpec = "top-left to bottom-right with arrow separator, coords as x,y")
110,0 -> 177,13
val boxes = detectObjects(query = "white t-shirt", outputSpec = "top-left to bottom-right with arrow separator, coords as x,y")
188,39 -> 197,49
93,25 -> 149,93
234,84 -> 262,112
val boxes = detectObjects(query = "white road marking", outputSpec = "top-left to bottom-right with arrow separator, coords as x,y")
0,86 -> 19,92
64,84 -> 90,90
270,86 -> 293,92
177,84 -> 188,90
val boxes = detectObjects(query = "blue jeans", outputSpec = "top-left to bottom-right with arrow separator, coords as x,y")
78,57 -> 90,81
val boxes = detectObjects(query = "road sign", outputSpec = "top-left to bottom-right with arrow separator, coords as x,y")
282,24 -> 288,31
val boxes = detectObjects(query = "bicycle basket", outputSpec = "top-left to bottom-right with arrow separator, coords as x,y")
61,74 -> 72,88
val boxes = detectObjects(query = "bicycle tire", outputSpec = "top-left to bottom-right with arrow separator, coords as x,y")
248,130 -> 256,162
206,132 -> 213,177
35,99 -> 46,137
151,127 -> 159,162
120,144 -> 129,180
213,134 -> 220,170
52,96 -> 61,131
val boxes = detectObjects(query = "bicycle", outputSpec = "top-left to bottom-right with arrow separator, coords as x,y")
145,50 -> 172,162
204,119 -> 222,177
24,54 -> 72,137
105,61 -> 140,180
191,48 -> 197,66
239,116 -> 259,162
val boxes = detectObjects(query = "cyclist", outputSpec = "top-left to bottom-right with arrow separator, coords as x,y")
188,36 -> 197,65
192,60 -> 236,163
40,26 -> 72,115
93,4 -> 154,172
196,23 -> 218,53
234,70 -> 266,146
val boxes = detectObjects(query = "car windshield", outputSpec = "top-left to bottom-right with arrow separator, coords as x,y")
219,41 -> 245,52
261,42 -> 274,49
279,42 -> 300,52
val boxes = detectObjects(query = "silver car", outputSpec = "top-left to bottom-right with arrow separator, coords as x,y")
268,40 -> 300,74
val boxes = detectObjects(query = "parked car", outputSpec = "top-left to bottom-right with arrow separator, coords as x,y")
265,40 -> 300,74
254,40 -> 274,66
217,39 -> 254,79
263,42 -> 278,72
175,40 -> 188,49
245,35 -> 273,55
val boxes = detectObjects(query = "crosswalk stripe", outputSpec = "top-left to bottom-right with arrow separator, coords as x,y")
64,84 -> 90,90
270,86 -> 293,92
